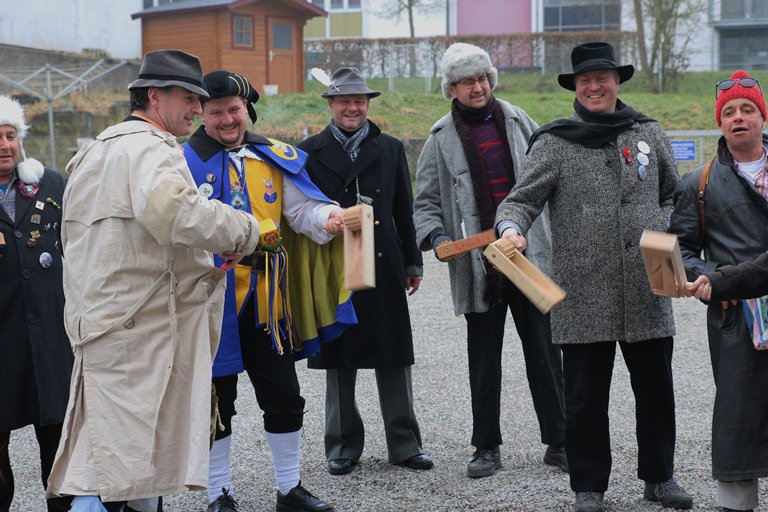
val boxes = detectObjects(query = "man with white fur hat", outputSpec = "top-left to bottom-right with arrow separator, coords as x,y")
0,94 -> 73,512
413,42 -> 567,478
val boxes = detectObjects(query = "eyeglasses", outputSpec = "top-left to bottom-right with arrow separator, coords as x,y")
455,75 -> 489,88
715,77 -> 762,97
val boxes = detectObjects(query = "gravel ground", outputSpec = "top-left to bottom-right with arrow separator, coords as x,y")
9,255 -> 764,511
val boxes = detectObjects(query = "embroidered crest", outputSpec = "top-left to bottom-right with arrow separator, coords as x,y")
266,138 -> 298,161
263,176 -> 278,204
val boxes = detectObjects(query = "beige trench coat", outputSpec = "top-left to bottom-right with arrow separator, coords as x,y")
47,121 -> 260,502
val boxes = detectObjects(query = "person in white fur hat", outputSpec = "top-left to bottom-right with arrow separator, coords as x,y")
0,94 -> 74,512
413,42 -> 567,478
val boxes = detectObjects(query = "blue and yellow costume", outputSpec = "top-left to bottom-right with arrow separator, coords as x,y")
184,128 -> 355,378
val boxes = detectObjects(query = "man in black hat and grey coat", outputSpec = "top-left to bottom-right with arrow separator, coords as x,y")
298,67 -> 433,477
413,42 -> 567,479
496,41 -> 692,512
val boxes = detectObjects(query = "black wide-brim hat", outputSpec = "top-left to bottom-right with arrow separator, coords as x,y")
202,70 -> 260,123
321,67 -> 381,98
557,42 -> 634,91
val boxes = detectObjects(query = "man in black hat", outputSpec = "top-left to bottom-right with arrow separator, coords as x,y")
298,67 -> 432,477
184,69 -> 348,512
47,50 -> 263,512
496,42 -> 692,511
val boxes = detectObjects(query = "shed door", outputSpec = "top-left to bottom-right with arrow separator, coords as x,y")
267,17 -> 296,93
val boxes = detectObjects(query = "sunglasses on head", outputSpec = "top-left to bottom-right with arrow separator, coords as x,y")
715,77 -> 762,97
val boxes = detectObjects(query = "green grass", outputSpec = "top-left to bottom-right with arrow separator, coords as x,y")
253,70 -> 768,141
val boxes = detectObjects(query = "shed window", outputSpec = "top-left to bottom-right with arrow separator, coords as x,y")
233,16 -> 253,47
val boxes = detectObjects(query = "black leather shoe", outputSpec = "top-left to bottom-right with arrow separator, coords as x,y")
723,508 -> 754,512
574,491 -> 605,512
207,488 -> 238,512
543,445 -> 569,473
327,458 -> 356,475
276,482 -> 334,512
467,446 -> 501,478
643,478 -> 693,509
398,453 -> 434,470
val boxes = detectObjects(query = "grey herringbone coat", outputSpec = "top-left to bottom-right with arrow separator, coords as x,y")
413,99 -> 552,316
495,111 -> 678,345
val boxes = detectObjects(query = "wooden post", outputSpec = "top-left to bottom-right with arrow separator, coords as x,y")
639,230 -> 690,298
435,229 -> 497,261
343,204 -> 375,291
483,239 -> 565,314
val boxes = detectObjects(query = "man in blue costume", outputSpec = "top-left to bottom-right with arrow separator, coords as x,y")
184,71 -> 353,512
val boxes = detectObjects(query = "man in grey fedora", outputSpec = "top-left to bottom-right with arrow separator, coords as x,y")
496,41 -> 692,511
47,49 -> 263,512
298,67 -> 432,476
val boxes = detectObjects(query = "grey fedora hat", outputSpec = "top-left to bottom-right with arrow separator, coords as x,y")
321,67 -> 381,98
557,42 -> 634,91
128,49 -> 209,98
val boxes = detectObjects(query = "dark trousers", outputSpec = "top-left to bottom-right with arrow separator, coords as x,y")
0,424 -> 72,512
562,338 -> 676,492
464,284 -> 565,450
214,297 -> 305,439
324,367 -> 423,464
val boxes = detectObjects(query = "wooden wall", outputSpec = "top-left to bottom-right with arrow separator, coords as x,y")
140,0 -> 314,93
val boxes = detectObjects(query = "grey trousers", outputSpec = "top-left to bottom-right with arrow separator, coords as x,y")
717,480 -> 758,510
324,367 -> 424,465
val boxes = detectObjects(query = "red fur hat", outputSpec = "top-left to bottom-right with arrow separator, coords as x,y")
715,70 -> 767,126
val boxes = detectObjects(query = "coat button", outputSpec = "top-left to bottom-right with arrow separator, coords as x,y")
15,230 -> 22,239
625,242 -> 632,250
376,189 -> 381,194
377,252 -> 383,258
374,220 -> 380,226
22,269 -> 31,279
621,199 -> 627,206
28,314 -> 37,324
605,160 -> 611,166
124,318 -> 135,329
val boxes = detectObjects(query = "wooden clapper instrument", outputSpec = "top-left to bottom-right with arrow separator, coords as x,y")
483,238 -> 565,314
435,229 -> 497,261
639,230 -> 690,298
343,204 -> 375,290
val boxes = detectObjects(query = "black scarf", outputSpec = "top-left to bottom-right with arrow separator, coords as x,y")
451,95 -> 513,307
526,99 -> 655,153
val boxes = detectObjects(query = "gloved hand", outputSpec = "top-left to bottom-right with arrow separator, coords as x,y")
431,234 -> 452,261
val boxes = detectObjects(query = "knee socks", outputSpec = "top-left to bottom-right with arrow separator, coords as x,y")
264,429 -> 301,495
208,435 -> 233,504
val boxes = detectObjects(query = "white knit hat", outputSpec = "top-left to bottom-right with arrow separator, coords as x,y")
0,94 -> 44,183
440,42 -> 498,100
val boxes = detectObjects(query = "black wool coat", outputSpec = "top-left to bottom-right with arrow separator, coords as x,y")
298,122 -> 422,369
0,168 -> 73,432
669,136 -> 768,480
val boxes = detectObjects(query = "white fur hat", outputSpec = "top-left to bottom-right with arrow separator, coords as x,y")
440,42 -> 498,100
0,94 -> 44,183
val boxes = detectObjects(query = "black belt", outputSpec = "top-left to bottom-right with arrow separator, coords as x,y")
239,252 -> 266,271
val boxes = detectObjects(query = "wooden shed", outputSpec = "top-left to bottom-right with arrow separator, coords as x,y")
132,0 -> 326,94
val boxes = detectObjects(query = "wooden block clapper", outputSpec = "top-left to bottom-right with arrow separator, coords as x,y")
435,229 -> 497,261
639,230 -> 690,298
343,204 -> 375,291
483,238 -> 565,314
